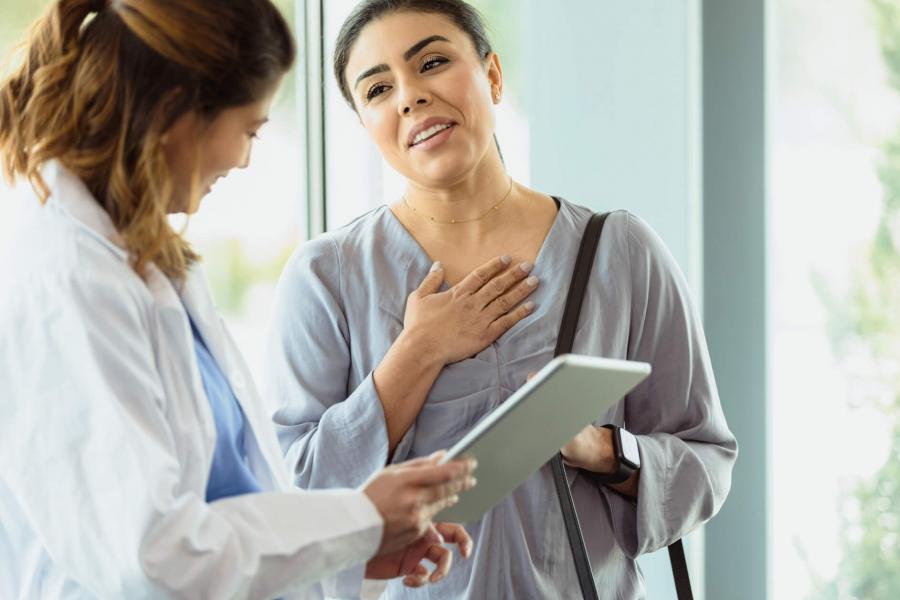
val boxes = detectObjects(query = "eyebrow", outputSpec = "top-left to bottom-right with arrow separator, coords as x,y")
353,35 -> 451,90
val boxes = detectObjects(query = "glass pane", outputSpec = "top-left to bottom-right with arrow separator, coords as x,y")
0,2 -> 47,256
181,0 -> 303,378
322,0 -> 530,230
772,0 -> 900,597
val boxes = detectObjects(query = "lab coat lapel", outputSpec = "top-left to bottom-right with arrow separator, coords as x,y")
178,269 -> 290,491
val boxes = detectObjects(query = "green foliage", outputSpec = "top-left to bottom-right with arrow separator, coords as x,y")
840,426 -> 900,598
816,0 -> 900,596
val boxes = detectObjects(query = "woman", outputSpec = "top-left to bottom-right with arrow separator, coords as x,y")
268,0 -> 738,598
0,1 -> 493,597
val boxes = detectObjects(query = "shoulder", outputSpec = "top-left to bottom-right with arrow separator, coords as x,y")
280,204 -> 401,289
0,202 -> 150,325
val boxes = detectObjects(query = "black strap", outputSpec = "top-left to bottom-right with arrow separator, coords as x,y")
551,212 -> 693,600
668,539 -> 694,600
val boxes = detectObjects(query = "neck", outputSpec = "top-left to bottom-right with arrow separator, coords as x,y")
401,152 -> 512,233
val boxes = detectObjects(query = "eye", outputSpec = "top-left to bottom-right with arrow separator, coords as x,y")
366,83 -> 391,101
421,56 -> 449,72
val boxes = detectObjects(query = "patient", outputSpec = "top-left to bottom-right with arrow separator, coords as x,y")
268,0 -> 738,597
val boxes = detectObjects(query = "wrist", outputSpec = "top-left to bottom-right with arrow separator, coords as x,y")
397,326 -> 446,367
592,426 -> 618,474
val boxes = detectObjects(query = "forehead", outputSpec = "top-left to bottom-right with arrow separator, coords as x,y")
346,11 -> 476,76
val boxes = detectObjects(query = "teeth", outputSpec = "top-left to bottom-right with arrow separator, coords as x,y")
413,123 -> 452,145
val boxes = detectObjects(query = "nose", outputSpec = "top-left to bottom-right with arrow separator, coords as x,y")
398,84 -> 432,116
239,145 -> 251,170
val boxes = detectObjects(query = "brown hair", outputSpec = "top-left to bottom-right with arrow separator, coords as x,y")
0,0 -> 295,279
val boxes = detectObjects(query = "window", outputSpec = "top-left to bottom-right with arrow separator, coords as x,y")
771,0 -> 900,597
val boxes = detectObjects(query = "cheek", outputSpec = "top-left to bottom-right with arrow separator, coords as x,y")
202,132 -> 247,174
366,110 -> 400,153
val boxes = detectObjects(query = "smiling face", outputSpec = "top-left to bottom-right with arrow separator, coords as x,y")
162,83 -> 279,214
345,11 -> 503,188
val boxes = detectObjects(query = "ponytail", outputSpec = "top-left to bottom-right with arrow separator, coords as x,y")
0,0 -> 295,280
0,0 -> 100,197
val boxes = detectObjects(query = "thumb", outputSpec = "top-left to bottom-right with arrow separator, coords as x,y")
416,262 -> 444,296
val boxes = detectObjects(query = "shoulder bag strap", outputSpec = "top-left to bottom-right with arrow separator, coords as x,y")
551,211 -> 608,600
551,211 -> 693,600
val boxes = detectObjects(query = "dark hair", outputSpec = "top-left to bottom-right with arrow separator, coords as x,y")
0,0 -> 295,279
333,0 -> 492,108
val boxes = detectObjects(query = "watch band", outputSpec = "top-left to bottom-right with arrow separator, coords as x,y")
591,425 -> 636,485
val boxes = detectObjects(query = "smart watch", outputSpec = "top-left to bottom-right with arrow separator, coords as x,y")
592,425 -> 641,485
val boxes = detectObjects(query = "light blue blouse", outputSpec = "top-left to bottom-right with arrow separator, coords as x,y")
267,198 -> 737,599
188,316 -> 262,502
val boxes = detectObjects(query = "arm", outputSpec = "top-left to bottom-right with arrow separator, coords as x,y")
268,239 -> 538,488
0,275 -> 383,599
567,213 -> 737,557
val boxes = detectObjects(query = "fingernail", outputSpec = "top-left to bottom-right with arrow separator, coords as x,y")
524,300 -> 536,311
450,495 -> 459,505
468,458 -> 478,470
500,254 -> 511,265
467,476 -> 477,488
430,261 -> 443,272
519,261 -> 533,273
526,276 -> 539,287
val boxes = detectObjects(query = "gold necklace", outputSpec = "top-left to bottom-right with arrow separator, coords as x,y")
403,177 -> 514,224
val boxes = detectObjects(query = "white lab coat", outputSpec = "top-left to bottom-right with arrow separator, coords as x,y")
0,162 -> 383,599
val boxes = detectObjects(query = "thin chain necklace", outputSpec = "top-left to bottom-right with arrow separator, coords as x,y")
403,176 -> 514,225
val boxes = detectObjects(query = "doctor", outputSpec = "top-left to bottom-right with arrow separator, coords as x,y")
0,0 -> 507,598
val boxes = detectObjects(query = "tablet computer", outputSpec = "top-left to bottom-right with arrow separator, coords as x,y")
437,354 -> 650,523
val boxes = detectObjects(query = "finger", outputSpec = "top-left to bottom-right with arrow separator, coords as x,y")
453,255 -> 511,295
403,459 -> 477,488
434,522 -> 473,559
421,490 -> 461,521
403,565 -> 430,588
488,301 -> 536,338
473,260 -> 534,308
427,545 -> 453,583
418,469 -> 478,509
484,275 -> 539,319
398,450 -> 447,469
399,537 -> 431,575
413,262 -> 445,298
526,372 -> 537,382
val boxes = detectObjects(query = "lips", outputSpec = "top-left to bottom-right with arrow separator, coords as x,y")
407,117 -> 457,147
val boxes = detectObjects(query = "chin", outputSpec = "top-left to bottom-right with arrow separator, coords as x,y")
412,155 -> 476,187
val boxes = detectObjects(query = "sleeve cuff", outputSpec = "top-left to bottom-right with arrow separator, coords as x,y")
600,433 -> 669,558
319,490 -> 384,599
308,373 -> 392,488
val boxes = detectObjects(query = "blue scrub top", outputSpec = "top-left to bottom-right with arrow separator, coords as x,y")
188,315 -> 261,502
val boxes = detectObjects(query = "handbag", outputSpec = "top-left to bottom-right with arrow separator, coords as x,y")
550,211 -> 694,600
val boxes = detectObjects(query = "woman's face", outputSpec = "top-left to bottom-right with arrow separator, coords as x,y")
162,82 -> 280,214
345,12 -> 503,188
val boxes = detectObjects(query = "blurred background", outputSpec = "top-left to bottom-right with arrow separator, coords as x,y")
2,1 -> 899,598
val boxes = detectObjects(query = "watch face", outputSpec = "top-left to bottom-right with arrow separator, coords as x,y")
619,429 -> 641,469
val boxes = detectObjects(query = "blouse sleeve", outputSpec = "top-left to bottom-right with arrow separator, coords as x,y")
599,212 -> 738,557
267,236 -> 410,492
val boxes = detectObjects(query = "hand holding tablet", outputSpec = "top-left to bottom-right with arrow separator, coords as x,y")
437,354 -> 651,523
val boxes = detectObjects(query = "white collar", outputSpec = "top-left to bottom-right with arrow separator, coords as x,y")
42,160 -> 129,261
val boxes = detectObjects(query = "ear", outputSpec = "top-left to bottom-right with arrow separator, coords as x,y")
160,111 -> 199,148
485,52 -> 504,104
158,86 -> 196,146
